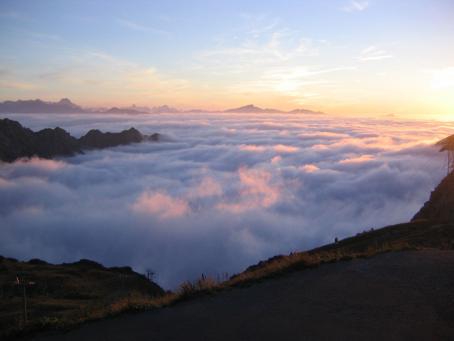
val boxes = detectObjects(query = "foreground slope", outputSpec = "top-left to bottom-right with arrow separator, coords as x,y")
32,250 -> 454,341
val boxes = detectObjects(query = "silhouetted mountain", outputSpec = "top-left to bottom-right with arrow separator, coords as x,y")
125,104 -> 152,112
150,105 -> 180,114
288,108 -> 324,115
34,127 -> 81,158
104,105 -> 180,114
224,104 -> 281,113
79,128 -> 143,149
223,104 -> 324,114
0,98 -> 85,113
0,98 -> 326,115
149,133 -> 161,141
0,118 -> 81,161
103,107 -> 147,114
182,109 -> 212,113
0,118 -> 159,162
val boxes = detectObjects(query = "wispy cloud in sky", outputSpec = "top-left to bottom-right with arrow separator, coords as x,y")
116,18 -> 170,35
358,46 -> 393,61
342,1 -> 370,12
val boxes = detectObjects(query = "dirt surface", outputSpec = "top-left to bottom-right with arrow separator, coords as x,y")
30,250 -> 454,341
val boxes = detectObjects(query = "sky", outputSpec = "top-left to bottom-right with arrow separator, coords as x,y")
1,112 -> 452,287
1,0 -> 454,117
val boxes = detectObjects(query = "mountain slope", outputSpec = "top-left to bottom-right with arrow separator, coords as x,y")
412,170 -> 454,222
0,256 -> 164,337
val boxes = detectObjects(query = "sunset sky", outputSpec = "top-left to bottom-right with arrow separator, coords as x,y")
1,0 -> 453,118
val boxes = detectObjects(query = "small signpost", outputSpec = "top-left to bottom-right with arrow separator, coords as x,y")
146,269 -> 155,281
15,272 -> 35,326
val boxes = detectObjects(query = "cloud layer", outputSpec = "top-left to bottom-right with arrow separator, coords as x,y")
0,113 -> 452,288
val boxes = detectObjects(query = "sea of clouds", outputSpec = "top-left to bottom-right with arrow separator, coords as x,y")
1,112 -> 453,288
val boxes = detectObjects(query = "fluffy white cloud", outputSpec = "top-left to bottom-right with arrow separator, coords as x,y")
0,112 -> 452,288
132,191 -> 190,219
217,167 -> 280,213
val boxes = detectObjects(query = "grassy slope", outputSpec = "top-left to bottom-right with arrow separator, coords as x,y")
228,220 -> 454,286
0,258 -> 164,338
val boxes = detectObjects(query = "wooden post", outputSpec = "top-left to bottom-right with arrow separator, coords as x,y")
22,282 -> 27,325
16,273 -> 30,326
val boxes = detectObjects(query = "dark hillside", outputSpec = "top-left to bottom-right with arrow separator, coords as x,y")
0,257 -> 164,338
413,170 -> 454,222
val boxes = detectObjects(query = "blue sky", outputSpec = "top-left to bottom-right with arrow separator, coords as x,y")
1,0 -> 453,117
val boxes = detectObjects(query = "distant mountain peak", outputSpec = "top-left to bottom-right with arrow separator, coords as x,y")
288,108 -> 324,115
224,104 -> 281,113
0,98 -> 84,113
223,104 -> 323,114
240,104 -> 258,110
0,98 -> 325,115
150,105 -> 180,113
58,98 -> 72,104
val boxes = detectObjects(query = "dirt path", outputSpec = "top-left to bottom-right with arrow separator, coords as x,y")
31,250 -> 454,340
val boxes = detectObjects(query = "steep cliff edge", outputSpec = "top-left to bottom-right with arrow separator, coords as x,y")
412,170 -> 454,222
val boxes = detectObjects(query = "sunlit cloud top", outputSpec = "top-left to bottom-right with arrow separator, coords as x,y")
0,0 -> 453,118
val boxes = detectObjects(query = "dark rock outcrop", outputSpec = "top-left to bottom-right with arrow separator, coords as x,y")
79,128 -> 143,149
412,171 -> 454,223
0,118 -> 159,162
149,133 -> 161,141
0,119 -> 81,161
34,127 -> 81,158
0,118 -> 37,161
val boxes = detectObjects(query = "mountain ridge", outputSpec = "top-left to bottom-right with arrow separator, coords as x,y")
0,98 -> 324,115
0,118 -> 160,162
